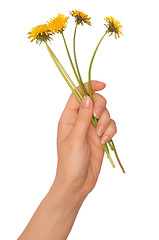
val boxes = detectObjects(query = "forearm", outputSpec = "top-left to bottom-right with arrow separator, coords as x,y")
18,181 -> 85,240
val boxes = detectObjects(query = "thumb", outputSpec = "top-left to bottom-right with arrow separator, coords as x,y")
72,96 -> 93,141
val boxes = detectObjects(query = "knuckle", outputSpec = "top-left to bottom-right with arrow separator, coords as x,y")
106,110 -> 111,120
103,97 -> 107,106
102,109 -> 110,122
93,93 -> 107,106
99,96 -> 107,106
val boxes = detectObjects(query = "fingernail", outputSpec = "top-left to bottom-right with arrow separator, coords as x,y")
101,136 -> 109,144
94,107 -> 102,119
97,126 -> 105,136
81,96 -> 91,108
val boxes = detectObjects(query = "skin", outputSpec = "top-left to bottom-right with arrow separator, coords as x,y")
18,81 -> 117,240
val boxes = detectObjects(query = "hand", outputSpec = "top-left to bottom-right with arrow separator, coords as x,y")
18,81 -> 117,240
55,81 -> 117,198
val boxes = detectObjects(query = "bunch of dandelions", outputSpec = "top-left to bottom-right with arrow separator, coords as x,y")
28,11 -> 125,173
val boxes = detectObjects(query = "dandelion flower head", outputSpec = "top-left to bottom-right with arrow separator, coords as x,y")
70,10 -> 91,26
28,24 -> 52,44
47,14 -> 69,34
104,16 -> 123,39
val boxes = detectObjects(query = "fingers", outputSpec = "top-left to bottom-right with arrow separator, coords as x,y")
72,92 -> 117,144
71,96 -> 93,141
58,81 -> 106,141
96,108 -> 111,136
58,79 -> 117,143
100,119 -> 117,144
64,81 -> 106,114
81,80 -> 106,95
92,93 -> 117,143
92,93 -> 107,119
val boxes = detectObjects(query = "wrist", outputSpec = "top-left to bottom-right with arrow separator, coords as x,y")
49,179 -> 87,209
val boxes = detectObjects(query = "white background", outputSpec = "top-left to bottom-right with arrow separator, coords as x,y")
0,0 -> 159,239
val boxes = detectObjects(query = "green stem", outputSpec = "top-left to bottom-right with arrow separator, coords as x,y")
45,42 -> 82,102
102,142 -> 115,168
88,31 -> 125,172
61,32 -> 82,90
108,140 -> 114,150
53,51 -> 83,100
45,41 -> 117,170
109,139 -> 125,173
73,24 -> 88,95
88,31 -> 108,100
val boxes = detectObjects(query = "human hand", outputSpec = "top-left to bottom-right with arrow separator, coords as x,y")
18,81 -> 117,240
54,81 -> 117,199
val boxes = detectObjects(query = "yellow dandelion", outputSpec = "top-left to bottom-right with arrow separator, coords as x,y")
104,16 -> 123,39
28,24 -> 53,44
47,14 -> 69,34
70,10 -> 91,26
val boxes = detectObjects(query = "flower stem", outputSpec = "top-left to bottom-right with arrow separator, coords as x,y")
45,42 -> 82,100
87,31 -> 126,172
73,23 -> 88,95
108,140 -> 126,173
45,42 -> 82,102
61,32 -> 81,89
45,41 -> 123,171
102,141 -> 115,168
88,31 -> 108,100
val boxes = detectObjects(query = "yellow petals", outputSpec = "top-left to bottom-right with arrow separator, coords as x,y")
104,16 -> 123,39
28,24 -> 53,44
70,10 -> 91,26
28,14 -> 68,44
47,14 -> 69,33
28,13 -> 123,44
